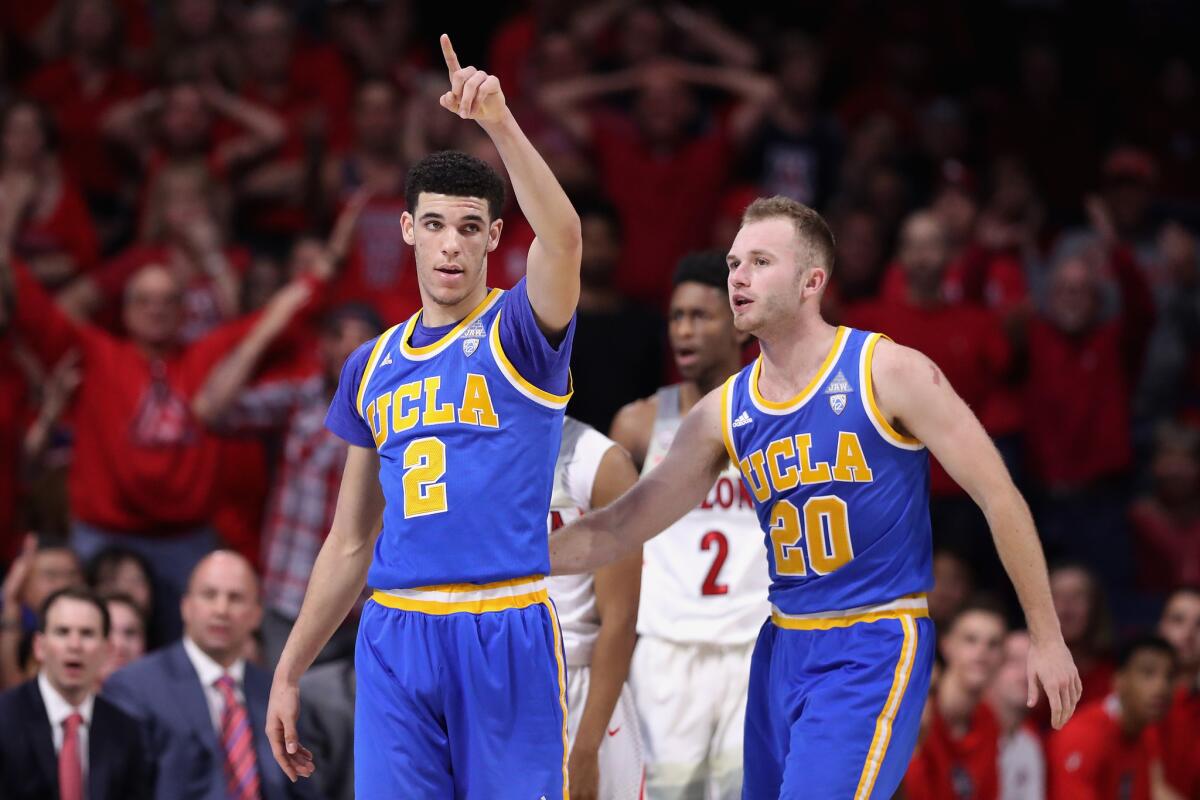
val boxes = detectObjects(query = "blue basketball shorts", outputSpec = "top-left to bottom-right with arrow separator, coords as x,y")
742,604 -> 935,799
354,577 -> 569,799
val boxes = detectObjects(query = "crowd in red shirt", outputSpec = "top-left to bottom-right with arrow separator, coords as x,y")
0,1 -> 1198,795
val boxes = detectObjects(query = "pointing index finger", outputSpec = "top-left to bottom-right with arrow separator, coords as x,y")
440,34 -> 461,75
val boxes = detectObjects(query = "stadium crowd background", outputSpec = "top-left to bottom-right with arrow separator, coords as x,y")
0,0 -> 1198,798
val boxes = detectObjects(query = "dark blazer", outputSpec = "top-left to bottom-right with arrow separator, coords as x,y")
103,641 -> 312,800
0,679 -> 149,800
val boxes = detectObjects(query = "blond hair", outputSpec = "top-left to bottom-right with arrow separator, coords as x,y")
741,196 -> 836,276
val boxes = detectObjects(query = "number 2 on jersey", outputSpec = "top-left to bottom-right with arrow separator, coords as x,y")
402,437 -> 448,517
769,496 -> 853,576
700,530 -> 730,595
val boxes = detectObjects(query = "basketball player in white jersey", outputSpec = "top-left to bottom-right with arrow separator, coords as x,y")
549,417 -> 646,799
609,251 -> 770,799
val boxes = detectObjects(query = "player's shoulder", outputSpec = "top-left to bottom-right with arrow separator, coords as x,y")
867,335 -> 935,387
610,393 -> 657,439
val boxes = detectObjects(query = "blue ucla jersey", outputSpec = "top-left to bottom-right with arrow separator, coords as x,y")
723,326 -> 933,616
325,279 -> 574,590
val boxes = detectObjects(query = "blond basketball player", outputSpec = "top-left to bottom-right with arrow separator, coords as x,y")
548,417 -> 646,799
610,251 -> 770,799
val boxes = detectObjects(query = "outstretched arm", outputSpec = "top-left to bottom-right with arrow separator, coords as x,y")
267,446 -> 385,781
871,338 -> 1081,729
551,388 -> 728,574
439,34 -> 581,336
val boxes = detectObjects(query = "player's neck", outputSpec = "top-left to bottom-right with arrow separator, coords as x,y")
1116,700 -> 1148,739
988,695 -> 1025,736
756,316 -> 839,399
419,284 -> 490,327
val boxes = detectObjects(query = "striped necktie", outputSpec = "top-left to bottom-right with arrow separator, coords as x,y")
215,675 -> 261,800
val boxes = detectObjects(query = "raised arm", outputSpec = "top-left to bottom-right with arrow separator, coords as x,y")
870,338 -> 1081,729
267,445 -> 386,782
439,34 -> 581,335
551,388 -> 728,574
204,84 -> 287,173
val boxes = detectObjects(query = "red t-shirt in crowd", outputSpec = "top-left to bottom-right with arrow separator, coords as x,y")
1157,684 -> 1200,798
24,60 -> 145,196
591,112 -> 731,308
904,701 -> 1001,800
92,243 -> 251,342
1048,697 -> 1159,800
845,296 -> 1011,495
1129,498 -> 1200,592
9,261 -> 258,535
12,178 -> 99,279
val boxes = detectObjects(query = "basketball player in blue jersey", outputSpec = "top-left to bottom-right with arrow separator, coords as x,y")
551,196 -> 1082,799
265,35 -> 582,799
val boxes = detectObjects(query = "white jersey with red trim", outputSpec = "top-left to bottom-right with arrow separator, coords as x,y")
637,385 -> 770,645
547,416 -> 617,668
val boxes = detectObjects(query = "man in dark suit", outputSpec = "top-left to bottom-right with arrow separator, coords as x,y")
105,550 -> 311,800
0,586 -> 148,800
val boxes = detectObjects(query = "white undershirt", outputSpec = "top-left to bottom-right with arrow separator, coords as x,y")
182,637 -> 247,733
37,672 -> 94,780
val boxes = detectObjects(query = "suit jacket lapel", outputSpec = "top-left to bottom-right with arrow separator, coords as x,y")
21,682 -> 59,795
165,643 -> 221,759
243,665 -> 274,787
88,698 -> 115,799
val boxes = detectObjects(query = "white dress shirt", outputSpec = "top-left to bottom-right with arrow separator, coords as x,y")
37,672 -> 94,780
182,637 -> 248,733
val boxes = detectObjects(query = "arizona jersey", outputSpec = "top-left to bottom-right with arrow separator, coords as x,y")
325,279 -> 574,590
723,326 -> 932,616
640,385 -> 771,645
547,416 -> 616,667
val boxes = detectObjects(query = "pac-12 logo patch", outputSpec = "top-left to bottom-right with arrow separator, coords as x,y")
824,370 -> 853,415
461,320 -> 486,357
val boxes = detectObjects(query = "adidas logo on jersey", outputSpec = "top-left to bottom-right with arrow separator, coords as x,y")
381,354 -> 393,367
732,411 -> 753,428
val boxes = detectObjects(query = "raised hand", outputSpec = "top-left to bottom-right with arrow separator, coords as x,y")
438,34 -> 507,124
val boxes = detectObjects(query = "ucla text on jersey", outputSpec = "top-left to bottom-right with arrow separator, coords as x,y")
723,327 -> 934,621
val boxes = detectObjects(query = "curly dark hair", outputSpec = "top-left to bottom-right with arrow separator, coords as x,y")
405,150 -> 506,221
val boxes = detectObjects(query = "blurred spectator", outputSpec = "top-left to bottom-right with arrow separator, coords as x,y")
18,347 -> 80,542
1137,221 -> 1200,431
192,298 -> 382,669
1,535 -> 83,688
987,631 -> 1046,800
0,243 -> 323,642
0,98 -> 99,288
1047,635 -> 1175,800
22,0 -> 145,244
98,591 -> 144,683
104,550 -> 310,800
101,79 -> 286,203
0,587 -> 149,800
928,547 -> 975,631
234,1 -> 353,245
61,162 -> 247,341
565,197 -> 663,432
1026,203 -> 1156,594
326,0 -> 422,84
85,546 -> 153,619
297,658 -> 355,800
741,31 -> 842,209
152,0 -> 240,86
1130,424 -> 1200,594
540,57 -> 775,307
1048,564 -> 1115,720
904,600 -> 1006,800
1156,586 -> 1200,797
1133,55 -> 1200,204
845,211 -> 1012,583
822,206 -> 887,322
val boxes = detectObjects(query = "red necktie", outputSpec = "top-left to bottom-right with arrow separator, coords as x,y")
58,711 -> 83,800
216,675 -> 261,800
